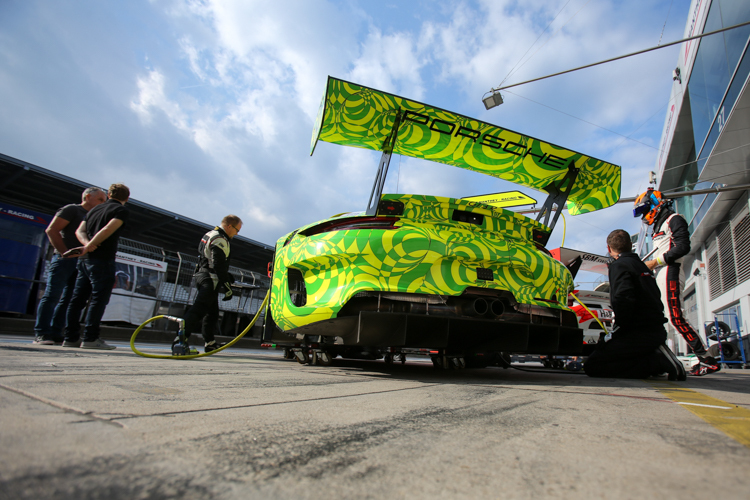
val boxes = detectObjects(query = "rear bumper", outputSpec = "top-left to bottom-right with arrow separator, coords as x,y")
269,311 -> 583,355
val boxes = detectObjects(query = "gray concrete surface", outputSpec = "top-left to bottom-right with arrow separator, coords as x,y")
0,317 -> 263,348
1,334 -> 749,499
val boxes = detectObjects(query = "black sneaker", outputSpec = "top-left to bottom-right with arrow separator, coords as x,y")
656,345 -> 687,381
33,336 -> 55,345
204,341 -> 225,353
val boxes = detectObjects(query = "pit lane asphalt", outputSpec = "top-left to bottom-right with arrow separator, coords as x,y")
1,334 -> 749,500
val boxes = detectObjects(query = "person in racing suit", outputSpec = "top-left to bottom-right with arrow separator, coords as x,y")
182,215 -> 243,353
634,189 -> 720,376
584,229 -> 686,380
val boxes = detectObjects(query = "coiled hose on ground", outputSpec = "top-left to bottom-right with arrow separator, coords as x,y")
130,291 -> 269,359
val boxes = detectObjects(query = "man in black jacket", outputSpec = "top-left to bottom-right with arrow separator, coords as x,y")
634,189 -> 720,376
584,229 -> 686,380
183,215 -> 242,353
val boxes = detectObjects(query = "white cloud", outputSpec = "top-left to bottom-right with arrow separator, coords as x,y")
349,28 -> 426,99
194,0 -> 360,119
422,0 -> 684,143
130,70 -> 189,131
178,37 -> 209,82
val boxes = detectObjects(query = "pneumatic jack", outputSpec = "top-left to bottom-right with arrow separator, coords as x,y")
165,316 -> 198,356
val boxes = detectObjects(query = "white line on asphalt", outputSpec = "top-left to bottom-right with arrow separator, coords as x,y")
676,402 -> 732,409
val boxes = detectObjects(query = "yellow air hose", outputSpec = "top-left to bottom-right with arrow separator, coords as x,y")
130,291 -> 269,359
560,212 -> 566,247
569,292 -> 610,333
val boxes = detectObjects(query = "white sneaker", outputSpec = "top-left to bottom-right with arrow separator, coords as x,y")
80,339 -> 116,350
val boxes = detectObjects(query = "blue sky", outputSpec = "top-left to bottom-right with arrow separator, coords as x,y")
0,0 -> 690,288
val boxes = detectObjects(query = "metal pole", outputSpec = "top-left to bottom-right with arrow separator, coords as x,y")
167,252 -> 183,317
249,272 -> 257,312
735,312 -> 747,366
233,270 -> 244,336
490,20 -> 750,92
516,182 -> 750,214
618,183 -> 750,203
249,273 -> 261,338
715,316 -> 725,365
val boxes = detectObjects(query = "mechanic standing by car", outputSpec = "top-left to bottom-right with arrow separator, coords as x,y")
634,189 -> 720,376
181,215 -> 242,353
584,229 -> 686,380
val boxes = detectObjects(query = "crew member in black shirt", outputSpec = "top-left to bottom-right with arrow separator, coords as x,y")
63,183 -> 130,350
584,229 -> 686,380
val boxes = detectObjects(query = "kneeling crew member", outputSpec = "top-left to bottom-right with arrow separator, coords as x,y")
584,229 -> 686,380
183,215 -> 242,353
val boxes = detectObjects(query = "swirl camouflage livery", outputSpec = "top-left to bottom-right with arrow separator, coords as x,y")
271,195 -> 574,331
311,77 -> 621,215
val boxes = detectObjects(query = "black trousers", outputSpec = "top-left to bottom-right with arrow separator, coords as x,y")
660,263 -> 707,356
184,280 -> 219,343
584,327 -> 666,379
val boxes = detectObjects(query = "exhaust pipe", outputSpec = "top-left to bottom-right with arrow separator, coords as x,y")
489,299 -> 505,318
464,298 -> 488,317
411,297 -> 489,317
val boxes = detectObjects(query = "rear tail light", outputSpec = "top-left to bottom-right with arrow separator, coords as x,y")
378,200 -> 404,215
300,216 -> 400,237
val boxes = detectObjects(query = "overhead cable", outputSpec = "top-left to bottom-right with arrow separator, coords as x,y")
500,0 -> 590,86
504,89 -> 659,151
490,20 -> 750,92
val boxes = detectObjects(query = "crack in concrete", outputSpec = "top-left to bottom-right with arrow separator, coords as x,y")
105,384 -> 440,421
0,382 -> 126,428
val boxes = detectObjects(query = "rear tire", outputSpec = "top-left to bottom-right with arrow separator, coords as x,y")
705,321 -> 731,340
720,342 -> 740,361
708,342 -> 740,361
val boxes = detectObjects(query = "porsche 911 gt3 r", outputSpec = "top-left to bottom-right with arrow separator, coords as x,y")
262,77 -> 621,367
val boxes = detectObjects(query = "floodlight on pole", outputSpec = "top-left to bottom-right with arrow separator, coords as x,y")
482,91 -> 504,110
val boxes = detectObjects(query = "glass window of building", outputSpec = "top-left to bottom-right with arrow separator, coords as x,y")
665,0 -> 750,234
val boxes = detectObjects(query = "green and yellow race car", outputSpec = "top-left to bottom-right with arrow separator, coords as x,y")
262,77 -> 621,368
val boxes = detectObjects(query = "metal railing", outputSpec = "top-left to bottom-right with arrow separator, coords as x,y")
14,237 -> 270,329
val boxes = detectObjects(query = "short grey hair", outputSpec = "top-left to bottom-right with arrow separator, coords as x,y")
81,186 -> 105,201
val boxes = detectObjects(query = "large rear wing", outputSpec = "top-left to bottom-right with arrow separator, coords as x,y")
311,77 -> 621,218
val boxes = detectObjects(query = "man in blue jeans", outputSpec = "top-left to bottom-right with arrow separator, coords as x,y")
33,187 -> 106,345
63,184 -> 130,350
